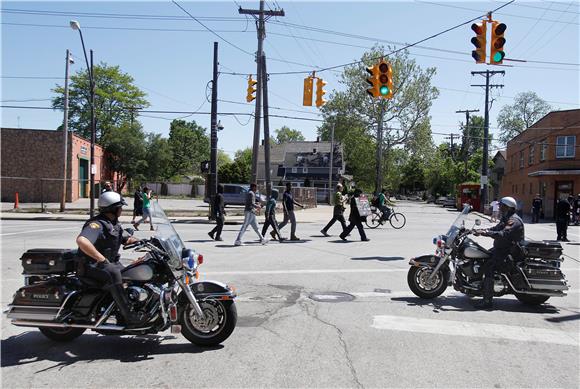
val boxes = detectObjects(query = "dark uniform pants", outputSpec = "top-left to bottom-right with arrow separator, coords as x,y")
209,215 -> 224,239
84,261 -> 124,286
556,220 -> 568,240
481,248 -> 510,301
532,208 -> 540,223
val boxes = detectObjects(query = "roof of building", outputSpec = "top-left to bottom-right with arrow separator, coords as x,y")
493,150 -> 506,160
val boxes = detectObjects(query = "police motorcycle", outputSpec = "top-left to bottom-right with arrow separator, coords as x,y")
407,205 -> 569,305
6,203 -> 237,346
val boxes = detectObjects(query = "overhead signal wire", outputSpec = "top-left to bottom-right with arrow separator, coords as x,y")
171,1 -> 254,56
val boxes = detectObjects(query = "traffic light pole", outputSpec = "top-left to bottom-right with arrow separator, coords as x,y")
471,70 -> 504,212
374,101 -> 385,194
455,109 -> 479,180
60,49 -> 72,213
261,54 -> 272,197
239,1 -> 284,184
209,42 -> 219,219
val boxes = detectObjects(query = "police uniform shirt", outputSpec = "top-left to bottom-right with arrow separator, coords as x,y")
78,214 -> 130,262
487,212 -> 525,249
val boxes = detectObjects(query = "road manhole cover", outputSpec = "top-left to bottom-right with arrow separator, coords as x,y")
309,292 -> 355,303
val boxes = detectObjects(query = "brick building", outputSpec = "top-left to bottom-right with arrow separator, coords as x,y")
1,128 -> 111,203
501,109 -> 580,219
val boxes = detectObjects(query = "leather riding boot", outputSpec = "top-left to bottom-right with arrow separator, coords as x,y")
105,284 -> 146,327
474,275 -> 494,310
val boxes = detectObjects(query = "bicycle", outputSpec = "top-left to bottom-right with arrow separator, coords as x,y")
364,206 -> 406,229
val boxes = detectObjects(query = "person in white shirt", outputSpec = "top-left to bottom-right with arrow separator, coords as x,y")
490,198 -> 500,222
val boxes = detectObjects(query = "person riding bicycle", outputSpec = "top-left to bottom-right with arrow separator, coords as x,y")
378,189 -> 394,222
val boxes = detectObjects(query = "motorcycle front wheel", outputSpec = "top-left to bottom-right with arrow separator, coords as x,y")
180,299 -> 237,346
407,267 -> 448,299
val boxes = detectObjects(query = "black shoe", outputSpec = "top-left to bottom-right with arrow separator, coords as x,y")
473,299 -> 493,310
215,236 -> 223,241
208,231 -> 215,240
106,284 -> 148,327
320,229 -> 330,237
362,238 -> 370,242
290,236 -> 300,241
339,234 -> 347,241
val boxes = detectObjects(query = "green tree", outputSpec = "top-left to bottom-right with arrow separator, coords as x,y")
318,45 -> 439,190
496,91 -> 551,144
100,122 -> 147,191
273,126 -> 306,144
167,119 -> 209,176
144,133 -> 172,181
217,150 -> 232,167
218,148 -> 252,184
52,63 -> 149,141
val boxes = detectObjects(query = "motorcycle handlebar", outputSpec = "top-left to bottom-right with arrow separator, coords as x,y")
123,239 -> 147,250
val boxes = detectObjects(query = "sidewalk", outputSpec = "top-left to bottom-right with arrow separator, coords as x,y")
1,202 -> 335,225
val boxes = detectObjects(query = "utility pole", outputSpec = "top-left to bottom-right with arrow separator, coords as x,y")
471,69 -> 504,212
375,101 -> 385,194
456,109 -> 480,180
261,53 -> 272,197
328,120 -> 335,205
445,133 -> 459,160
60,49 -> 73,213
89,49 -> 96,217
209,42 -> 219,216
239,1 -> 284,184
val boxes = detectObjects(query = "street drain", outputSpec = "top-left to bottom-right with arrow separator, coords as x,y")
309,292 -> 355,303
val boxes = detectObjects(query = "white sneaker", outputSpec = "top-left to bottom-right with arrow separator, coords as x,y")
234,240 -> 244,246
261,238 -> 268,245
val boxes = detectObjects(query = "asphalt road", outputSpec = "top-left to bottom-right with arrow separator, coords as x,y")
1,203 -> 579,388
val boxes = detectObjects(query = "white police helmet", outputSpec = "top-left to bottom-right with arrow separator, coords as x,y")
500,196 -> 517,209
98,191 -> 127,213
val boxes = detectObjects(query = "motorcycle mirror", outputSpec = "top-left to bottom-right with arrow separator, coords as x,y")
475,219 -> 481,226
125,227 -> 135,236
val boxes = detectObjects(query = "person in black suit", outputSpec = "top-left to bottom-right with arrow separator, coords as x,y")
339,189 -> 369,242
556,197 -> 570,242
208,184 -> 225,241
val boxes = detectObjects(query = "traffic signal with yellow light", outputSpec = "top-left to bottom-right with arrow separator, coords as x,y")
366,64 -> 380,98
490,21 -> 507,65
246,75 -> 257,102
315,78 -> 327,107
303,76 -> 314,106
470,21 -> 487,64
377,60 -> 393,99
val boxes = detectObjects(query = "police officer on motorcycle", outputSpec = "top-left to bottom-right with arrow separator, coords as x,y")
76,191 -> 145,326
474,196 -> 524,310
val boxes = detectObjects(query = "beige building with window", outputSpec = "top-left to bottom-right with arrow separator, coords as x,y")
501,109 -> 580,219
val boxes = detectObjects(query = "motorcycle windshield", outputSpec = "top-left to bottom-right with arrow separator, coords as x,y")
150,202 -> 185,269
445,205 -> 472,247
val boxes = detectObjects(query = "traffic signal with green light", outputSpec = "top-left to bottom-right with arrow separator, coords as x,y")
471,21 -> 487,64
490,21 -> 507,65
378,60 -> 393,99
366,64 -> 380,98
303,76 -> 313,106
246,75 -> 257,102
315,78 -> 327,107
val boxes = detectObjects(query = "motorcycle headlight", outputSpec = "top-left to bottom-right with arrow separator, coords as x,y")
181,249 -> 196,271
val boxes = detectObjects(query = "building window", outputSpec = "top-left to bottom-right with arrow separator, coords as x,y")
528,145 -> 535,165
540,139 -> 547,161
530,182 -> 533,195
556,136 -> 576,158
519,150 -> 525,168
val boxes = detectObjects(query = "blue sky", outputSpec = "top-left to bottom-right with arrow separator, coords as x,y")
1,1 -> 579,157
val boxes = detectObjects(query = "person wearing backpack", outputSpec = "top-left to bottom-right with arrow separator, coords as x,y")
320,183 -> 347,236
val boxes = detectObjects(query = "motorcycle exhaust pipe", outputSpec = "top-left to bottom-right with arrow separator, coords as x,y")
502,274 -> 567,296
11,320 -> 126,331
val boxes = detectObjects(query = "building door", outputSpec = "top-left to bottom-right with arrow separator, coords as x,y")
554,181 -> 574,219
79,159 -> 88,198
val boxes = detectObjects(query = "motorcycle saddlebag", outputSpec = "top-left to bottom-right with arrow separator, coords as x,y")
11,281 -> 69,307
20,249 -> 76,275
520,240 -> 563,260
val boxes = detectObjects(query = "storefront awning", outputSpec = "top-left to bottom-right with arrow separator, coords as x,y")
528,169 -> 580,177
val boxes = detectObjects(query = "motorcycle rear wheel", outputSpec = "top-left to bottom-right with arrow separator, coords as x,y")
180,300 -> 237,346
515,293 -> 550,305
39,327 -> 86,342
407,267 -> 448,299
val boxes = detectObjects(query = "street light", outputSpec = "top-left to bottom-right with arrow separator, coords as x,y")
70,20 -> 96,217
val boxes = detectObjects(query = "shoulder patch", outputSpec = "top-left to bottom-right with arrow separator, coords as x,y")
89,222 -> 101,229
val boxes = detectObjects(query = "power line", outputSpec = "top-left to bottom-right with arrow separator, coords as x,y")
171,1 -> 254,56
